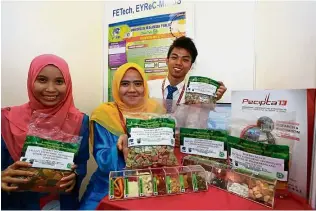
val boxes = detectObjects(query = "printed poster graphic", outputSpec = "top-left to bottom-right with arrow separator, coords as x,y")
108,12 -> 186,101
231,89 -> 315,199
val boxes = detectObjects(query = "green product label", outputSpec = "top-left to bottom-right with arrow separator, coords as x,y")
124,178 -> 129,197
192,174 -> 198,191
166,176 -> 171,194
179,175 -> 185,192
180,128 -> 228,159
153,177 -> 158,195
109,178 -> 114,199
126,118 -> 176,131
139,178 -> 144,196
126,118 -> 176,147
227,136 -> 290,167
187,76 -> 220,97
22,136 -> 80,154
188,76 -> 220,87
227,136 -> 290,181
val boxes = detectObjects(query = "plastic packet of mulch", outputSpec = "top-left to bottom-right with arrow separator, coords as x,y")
185,76 -> 220,105
180,128 -> 228,164
229,111 -> 297,197
124,113 -> 178,169
14,112 -> 82,192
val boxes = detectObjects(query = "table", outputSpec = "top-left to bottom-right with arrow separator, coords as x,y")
97,187 -> 312,210
97,149 -> 312,210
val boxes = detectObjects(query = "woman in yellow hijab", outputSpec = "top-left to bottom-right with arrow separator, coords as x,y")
80,63 -> 163,210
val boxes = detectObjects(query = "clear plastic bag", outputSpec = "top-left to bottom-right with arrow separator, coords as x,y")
15,111 -> 82,192
185,76 -> 220,105
172,100 -> 216,129
124,113 -> 178,169
179,127 -> 228,164
229,111 -> 297,197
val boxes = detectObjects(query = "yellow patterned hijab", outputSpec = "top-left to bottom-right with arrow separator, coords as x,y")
90,63 -> 165,145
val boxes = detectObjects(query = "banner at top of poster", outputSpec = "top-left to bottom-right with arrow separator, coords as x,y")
109,12 -> 184,27
111,0 -> 183,18
108,12 -> 185,43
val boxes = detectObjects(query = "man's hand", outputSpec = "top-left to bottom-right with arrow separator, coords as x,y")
216,81 -> 227,101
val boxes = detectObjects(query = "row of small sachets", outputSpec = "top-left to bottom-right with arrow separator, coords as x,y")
108,165 -> 208,200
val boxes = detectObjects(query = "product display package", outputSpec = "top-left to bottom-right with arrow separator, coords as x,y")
14,112 -> 82,192
182,75 -> 218,129
227,135 -> 290,197
182,155 -> 226,185
182,155 -> 277,208
180,128 -> 228,164
185,76 -> 220,105
225,169 -> 277,208
108,165 -> 208,200
125,113 -> 178,169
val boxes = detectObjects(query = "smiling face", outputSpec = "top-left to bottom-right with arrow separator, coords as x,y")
119,68 -> 145,107
33,65 -> 67,107
166,47 -> 193,81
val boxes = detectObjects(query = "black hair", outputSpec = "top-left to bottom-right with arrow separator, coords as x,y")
167,36 -> 198,63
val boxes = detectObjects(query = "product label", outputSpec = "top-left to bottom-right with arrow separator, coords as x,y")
128,127 -> 174,146
166,176 -> 171,194
109,179 -> 114,199
186,76 -> 220,97
138,178 -> 144,197
181,137 -> 227,158
180,128 -> 227,159
230,148 -> 288,181
20,136 -> 80,171
153,177 -> 158,195
124,178 -> 129,198
192,174 -> 198,191
179,175 -> 185,193
126,118 -> 176,147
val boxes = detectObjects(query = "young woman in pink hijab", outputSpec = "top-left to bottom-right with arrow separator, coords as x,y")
1,54 -> 89,210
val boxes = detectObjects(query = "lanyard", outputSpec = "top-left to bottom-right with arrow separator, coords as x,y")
161,78 -> 186,106
116,104 -> 127,134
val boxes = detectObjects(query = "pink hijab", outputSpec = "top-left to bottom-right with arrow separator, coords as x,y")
1,54 -> 84,161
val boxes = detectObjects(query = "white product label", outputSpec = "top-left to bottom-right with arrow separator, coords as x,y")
128,127 -> 175,147
230,148 -> 288,181
186,82 -> 217,96
181,137 -> 227,159
21,146 -> 74,170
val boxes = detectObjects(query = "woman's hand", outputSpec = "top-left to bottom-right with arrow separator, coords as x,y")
216,81 -> 227,101
59,165 -> 77,193
1,161 -> 34,192
117,134 -> 128,161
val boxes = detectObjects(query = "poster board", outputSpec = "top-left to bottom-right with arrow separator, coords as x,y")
104,0 -> 194,101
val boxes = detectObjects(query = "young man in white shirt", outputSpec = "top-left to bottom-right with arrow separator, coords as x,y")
148,36 -> 227,107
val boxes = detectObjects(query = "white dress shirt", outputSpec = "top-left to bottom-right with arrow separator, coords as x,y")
147,77 -> 186,104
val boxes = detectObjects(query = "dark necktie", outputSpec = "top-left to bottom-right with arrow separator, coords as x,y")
166,85 -> 178,113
